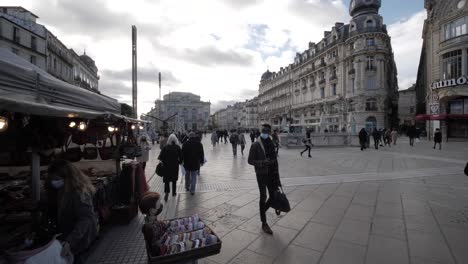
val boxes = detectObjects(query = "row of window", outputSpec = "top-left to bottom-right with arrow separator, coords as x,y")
12,27 -> 38,52
442,49 -> 468,80
444,15 -> 468,41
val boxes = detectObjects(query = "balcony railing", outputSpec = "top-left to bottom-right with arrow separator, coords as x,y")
348,69 -> 356,75
349,26 -> 387,37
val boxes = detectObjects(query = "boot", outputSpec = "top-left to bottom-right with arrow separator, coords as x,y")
164,193 -> 169,202
262,223 -> 273,235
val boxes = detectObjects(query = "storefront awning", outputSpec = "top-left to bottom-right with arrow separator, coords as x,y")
415,114 -> 468,121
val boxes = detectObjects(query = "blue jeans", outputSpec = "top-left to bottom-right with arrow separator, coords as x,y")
185,170 -> 199,193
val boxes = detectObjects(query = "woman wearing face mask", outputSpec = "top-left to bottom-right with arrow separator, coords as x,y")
45,160 -> 98,264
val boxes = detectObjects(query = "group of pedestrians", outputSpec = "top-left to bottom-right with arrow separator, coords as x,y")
157,132 -> 205,201
359,127 -> 398,151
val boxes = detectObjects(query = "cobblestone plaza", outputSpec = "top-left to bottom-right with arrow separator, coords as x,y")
87,136 -> 468,264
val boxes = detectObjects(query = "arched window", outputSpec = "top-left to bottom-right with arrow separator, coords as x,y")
365,116 -> 377,131
366,99 -> 378,111
366,19 -> 374,28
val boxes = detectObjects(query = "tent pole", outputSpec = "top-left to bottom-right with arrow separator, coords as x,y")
31,151 -> 40,201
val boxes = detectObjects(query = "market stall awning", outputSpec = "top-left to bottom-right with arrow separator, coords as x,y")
415,114 -> 468,121
0,48 -> 121,119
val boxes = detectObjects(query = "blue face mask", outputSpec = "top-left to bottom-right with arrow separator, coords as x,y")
51,179 -> 64,189
260,133 -> 269,139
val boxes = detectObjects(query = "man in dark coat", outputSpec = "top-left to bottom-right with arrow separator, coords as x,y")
358,128 -> 368,151
229,129 -> 240,156
433,128 -> 442,150
248,124 -> 280,235
182,132 -> 205,195
372,128 -> 381,150
407,125 -> 417,147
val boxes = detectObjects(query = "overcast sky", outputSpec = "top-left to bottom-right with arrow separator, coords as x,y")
5,0 -> 425,115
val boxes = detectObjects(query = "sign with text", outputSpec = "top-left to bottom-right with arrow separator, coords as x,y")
431,76 -> 468,90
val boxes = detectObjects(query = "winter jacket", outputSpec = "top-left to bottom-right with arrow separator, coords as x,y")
229,133 -> 239,145
434,132 -> 442,143
182,138 -> 205,171
57,192 -> 98,255
248,138 -> 280,185
159,144 -> 182,182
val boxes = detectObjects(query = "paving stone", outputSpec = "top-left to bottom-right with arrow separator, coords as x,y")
201,203 -> 241,222
439,226 -> 468,264
231,201 -> 259,219
365,235 -> 409,264
293,197 -> 325,213
292,222 -> 335,252
407,230 -> 455,264
226,194 -> 258,207
273,244 -> 321,264
375,201 -> 403,220
228,249 -> 274,264
275,210 -> 314,231
310,206 -> 346,226
343,204 -> 374,222
371,215 -> 406,241
320,239 -> 366,264
211,214 -> 250,238
334,219 -> 371,246
208,229 -> 259,264
322,195 -> 352,210
250,225 -> 299,258
334,182 -> 360,197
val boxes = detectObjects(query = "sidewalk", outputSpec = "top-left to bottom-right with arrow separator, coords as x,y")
86,136 -> 468,264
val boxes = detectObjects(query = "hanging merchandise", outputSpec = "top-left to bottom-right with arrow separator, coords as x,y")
61,136 -> 82,162
98,136 -> 116,160
120,134 -> 142,159
83,143 -> 98,160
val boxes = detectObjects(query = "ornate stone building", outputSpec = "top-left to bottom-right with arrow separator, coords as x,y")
399,84 -> 416,125
416,0 -> 468,139
258,0 -> 398,134
146,92 -> 211,132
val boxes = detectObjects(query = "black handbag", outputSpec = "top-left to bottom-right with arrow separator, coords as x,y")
61,136 -> 82,162
99,136 -> 116,160
156,162 -> 164,177
83,143 -> 98,160
269,186 -> 291,213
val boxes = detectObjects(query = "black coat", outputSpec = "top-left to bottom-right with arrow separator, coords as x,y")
182,138 -> 204,171
158,144 -> 182,182
248,139 -> 280,186
434,132 -> 442,143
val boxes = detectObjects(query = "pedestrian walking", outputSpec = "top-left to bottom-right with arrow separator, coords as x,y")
372,128 -> 381,150
229,129 -> 240,156
158,134 -> 182,202
433,128 -> 442,150
391,128 -> 398,145
300,130 -> 312,158
211,131 -> 218,147
384,129 -> 392,147
248,124 -> 281,235
239,132 -> 246,155
137,135 -> 152,170
182,132 -> 205,195
359,128 -> 368,151
250,130 -> 256,143
272,129 -> 280,155
408,125 -> 417,147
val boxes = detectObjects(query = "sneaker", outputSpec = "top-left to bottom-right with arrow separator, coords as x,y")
262,223 -> 273,235
172,192 -> 177,197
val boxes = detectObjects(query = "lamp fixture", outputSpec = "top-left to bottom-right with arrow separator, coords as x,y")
139,125 -> 144,130
0,116 -> 8,132
78,121 -> 87,131
69,121 -> 77,128
131,124 -> 136,130
108,126 -> 115,132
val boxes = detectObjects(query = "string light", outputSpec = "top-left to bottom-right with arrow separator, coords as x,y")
78,121 -> 87,131
0,116 -> 8,132
115,127 -> 119,132
139,125 -> 144,130
131,124 -> 136,130
108,126 -> 115,132
69,121 -> 76,128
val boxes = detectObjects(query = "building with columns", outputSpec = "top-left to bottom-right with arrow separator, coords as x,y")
398,84 -> 416,125
258,0 -> 398,134
415,0 -> 468,139
146,92 -> 211,132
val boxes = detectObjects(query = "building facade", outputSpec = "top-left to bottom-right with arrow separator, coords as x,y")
0,7 -> 47,69
258,0 -> 398,134
398,85 -> 416,125
240,97 -> 259,129
0,6 -> 99,91
213,103 -> 243,131
416,0 -> 468,139
147,92 -> 211,132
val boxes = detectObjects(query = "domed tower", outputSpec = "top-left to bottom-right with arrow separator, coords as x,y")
349,0 -> 383,32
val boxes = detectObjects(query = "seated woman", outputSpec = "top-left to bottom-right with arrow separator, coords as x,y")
45,160 -> 98,264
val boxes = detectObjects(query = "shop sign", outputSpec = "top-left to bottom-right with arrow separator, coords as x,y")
430,104 -> 440,115
431,76 -> 468,90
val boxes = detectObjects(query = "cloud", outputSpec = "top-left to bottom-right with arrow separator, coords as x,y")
388,10 -> 427,90
101,68 -> 180,85
211,100 -> 238,113
180,46 -> 255,67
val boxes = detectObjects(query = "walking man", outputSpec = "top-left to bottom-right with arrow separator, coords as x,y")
182,132 -> 205,195
250,130 -> 256,143
391,128 -> 398,145
239,132 -> 246,155
229,129 -> 240,156
433,128 -> 442,150
408,125 -> 417,147
372,128 -> 381,150
359,128 -> 368,151
248,124 -> 280,235
300,130 -> 312,158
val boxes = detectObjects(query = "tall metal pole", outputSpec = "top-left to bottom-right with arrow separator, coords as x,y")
132,25 -> 138,118
159,72 -> 162,101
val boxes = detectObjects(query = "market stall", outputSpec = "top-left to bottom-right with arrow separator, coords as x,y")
0,47 -> 149,262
